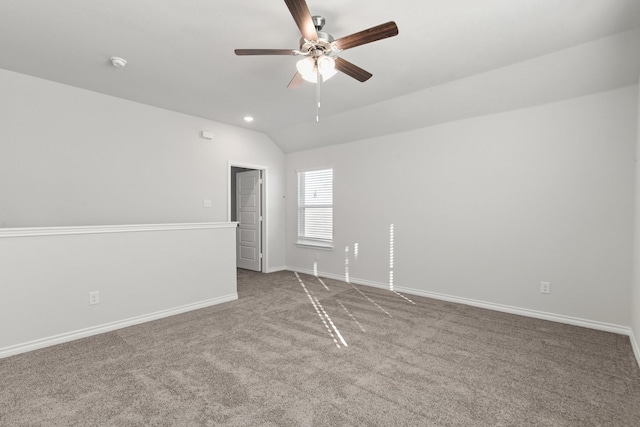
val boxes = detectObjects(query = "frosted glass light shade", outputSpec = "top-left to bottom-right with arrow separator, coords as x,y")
296,57 -> 315,76
317,56 -> 335,75
296,56 -> 337,83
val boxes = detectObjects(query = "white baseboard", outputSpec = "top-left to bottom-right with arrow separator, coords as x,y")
0,293 -> 238,359
399,287 -> 631,336
265,266 -> 287,273
286,267 -> 632,336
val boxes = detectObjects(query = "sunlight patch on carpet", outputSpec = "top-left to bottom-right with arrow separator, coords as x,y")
336,299 -> 366,332
295,272 -> 346,348
351,284 -> 393,318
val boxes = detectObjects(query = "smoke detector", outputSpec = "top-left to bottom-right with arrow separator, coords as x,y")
110,57 -> 127,68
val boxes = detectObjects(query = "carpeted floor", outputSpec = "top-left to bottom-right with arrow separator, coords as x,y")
2,269 -> 640,426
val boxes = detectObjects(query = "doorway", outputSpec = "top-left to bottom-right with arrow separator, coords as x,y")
230,164 -> 265,272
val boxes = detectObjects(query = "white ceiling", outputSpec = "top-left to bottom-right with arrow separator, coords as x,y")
1,0 -> 640,152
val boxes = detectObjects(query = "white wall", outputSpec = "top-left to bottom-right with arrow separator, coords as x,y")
631,79 -> 640,359
286,86 -> 637,329
0,68 -> 286,269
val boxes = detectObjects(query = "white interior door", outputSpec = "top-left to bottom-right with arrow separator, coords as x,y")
236,170 -> 262,271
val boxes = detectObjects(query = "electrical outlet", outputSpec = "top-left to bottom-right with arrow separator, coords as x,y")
89,291 -> 100,305
540,282 -> 550,294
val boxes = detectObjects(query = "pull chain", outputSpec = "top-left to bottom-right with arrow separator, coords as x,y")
316,65 -> 322,122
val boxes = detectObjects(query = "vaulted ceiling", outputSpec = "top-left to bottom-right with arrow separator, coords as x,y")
1,0 -> 640,152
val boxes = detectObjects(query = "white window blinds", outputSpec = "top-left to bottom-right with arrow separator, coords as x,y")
297,168 -> 333,245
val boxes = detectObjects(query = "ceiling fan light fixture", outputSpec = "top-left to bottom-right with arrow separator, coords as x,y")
317,55 -> 335,74
297,56 -> 337,83
319,65 -> 337,81
296,57 -> 315,76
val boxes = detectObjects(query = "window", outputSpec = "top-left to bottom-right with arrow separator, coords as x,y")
297,168 -> 333,248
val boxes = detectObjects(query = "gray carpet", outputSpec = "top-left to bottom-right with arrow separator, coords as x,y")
2,269 -> 640,426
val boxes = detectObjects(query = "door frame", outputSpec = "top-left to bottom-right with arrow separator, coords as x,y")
228,161 -> 268,273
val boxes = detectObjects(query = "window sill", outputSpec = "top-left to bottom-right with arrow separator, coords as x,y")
296,240 -> 334,251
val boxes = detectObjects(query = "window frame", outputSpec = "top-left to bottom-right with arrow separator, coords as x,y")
296,167 -> 334,250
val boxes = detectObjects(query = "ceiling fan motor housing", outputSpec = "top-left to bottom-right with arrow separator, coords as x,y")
297,16 -> 335,56
300,34 -> 334,55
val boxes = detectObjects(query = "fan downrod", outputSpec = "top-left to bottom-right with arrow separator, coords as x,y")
312,15 -> 325,31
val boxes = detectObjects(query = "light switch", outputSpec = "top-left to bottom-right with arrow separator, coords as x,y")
203,199 -> 212,208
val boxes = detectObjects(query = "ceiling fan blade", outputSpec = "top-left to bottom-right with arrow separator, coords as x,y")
287,72 -> 304,89
334,57 -> 372,82
234,49 -> 298,56
283,0 -> 318,41
333,21 -> 399,51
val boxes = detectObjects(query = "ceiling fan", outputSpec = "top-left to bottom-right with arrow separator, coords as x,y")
234,0 -> 399,120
